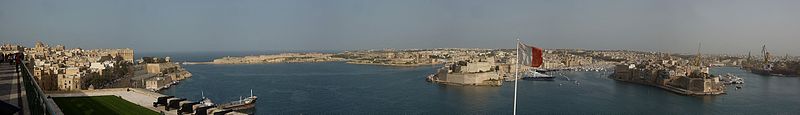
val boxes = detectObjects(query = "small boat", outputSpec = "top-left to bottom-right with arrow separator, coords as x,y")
719,73 -> 744,84
199,91 -> 214,106
533,68 -> 549,73
522,76 -> 555,81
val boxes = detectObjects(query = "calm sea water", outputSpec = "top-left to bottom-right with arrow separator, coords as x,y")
152,52 -> 800,114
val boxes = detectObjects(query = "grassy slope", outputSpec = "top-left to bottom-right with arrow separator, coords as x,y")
52,96 -> 159,115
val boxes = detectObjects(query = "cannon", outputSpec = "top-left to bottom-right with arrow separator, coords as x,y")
178,101 -> 200,114
152,96 -> 174,107
194,105 -> 216,115
165,98 -> 186,111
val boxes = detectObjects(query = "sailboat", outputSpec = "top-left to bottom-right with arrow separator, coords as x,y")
199,91 -> 214,106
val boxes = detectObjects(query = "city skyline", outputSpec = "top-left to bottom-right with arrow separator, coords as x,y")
2,0 -> 799,55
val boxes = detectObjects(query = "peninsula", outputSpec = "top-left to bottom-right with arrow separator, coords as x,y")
197,49 -> 447,66
333,49 -> 444,66
209,53 -> 344,64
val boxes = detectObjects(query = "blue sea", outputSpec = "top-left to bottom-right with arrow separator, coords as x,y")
141,52 -> 800,114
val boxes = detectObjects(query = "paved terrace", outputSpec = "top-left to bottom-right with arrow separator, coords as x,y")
0,64 -> 23,115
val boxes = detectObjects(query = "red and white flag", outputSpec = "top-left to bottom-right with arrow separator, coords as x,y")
518,42 -> 543,67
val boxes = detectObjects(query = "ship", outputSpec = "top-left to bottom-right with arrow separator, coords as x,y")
748,66 -> 774,76
743,44 -> 798,77
218,89 -> 257,111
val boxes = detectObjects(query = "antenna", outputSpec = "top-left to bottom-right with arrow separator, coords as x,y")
747,51 -> 751,61
250,89 -> 253,97
201,90 -> 205,99
762,44 -> 770,63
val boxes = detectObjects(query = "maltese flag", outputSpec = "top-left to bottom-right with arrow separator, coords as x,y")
518,42 -> 543,67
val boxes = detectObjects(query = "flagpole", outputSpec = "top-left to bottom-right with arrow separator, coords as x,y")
514,38 -> 519,115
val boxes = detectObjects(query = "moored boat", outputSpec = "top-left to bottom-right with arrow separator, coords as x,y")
218,89 -> 258,111
522,76 -> 555,81
719,73 -> 744,84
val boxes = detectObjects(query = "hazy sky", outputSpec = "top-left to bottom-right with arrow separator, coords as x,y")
1,0 -> 798,54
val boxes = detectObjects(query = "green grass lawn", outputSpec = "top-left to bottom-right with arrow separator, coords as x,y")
52,96 -> 159,115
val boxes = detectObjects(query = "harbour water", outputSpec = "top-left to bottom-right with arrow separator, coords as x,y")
154,52 -> 800,114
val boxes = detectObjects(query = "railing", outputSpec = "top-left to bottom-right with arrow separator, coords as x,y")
18,61 -> 58,115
